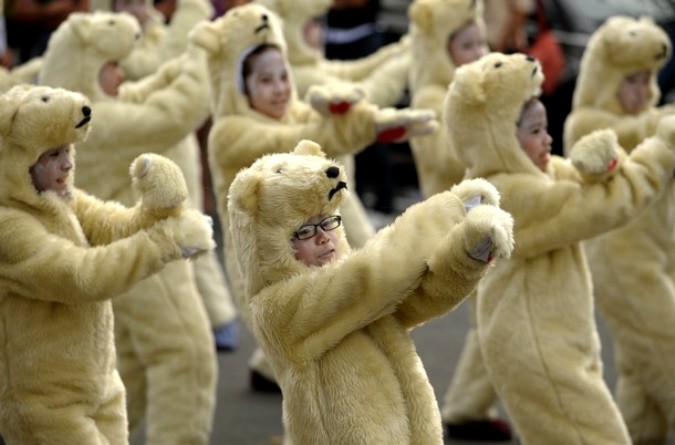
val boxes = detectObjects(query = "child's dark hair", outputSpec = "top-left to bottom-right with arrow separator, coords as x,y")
241,43 -> 282,95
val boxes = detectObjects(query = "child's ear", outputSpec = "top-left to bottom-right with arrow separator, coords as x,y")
189,20 -> 223,55
293,139 -> 325,157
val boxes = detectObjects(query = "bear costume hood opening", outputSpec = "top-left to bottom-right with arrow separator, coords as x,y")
189,3 -> 297,119
445,52 -> 545,178
0,85 -> 92,207
572,15 -> 671,115
228,140 -> 352,299
39,11 -> 142,103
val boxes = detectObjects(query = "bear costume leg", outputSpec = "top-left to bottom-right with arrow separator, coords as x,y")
113,261 -> 217,445
0,370 -> 128,445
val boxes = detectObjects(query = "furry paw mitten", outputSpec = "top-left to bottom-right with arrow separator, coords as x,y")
462,204 -> 514,263
569,128 -> 623,182
307,82 -> 365,116
374,107 -> 438,143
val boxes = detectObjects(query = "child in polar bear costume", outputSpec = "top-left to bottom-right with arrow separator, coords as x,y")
91,0 -> 240,351
189,2 -> 437,390
38,12 -> 218,445
254,0 -> 410,107
445,50 -> 675,445
564,16 -> 675,444
0,84 -> 214,445
227,139 -> 515,445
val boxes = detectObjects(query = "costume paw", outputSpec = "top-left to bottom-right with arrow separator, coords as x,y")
306,83 -> 365,116
450,178 -> 501,209
570,128 -> 622,176
462,205 -> 514,263
375,107 -> 437,143
130,153 -> 188,209
162,209 -> 215,259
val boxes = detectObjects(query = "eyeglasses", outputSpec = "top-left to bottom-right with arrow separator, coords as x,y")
294,215 -> 342,240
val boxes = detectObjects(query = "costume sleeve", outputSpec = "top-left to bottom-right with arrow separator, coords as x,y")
99,48 -> 209,154
393,221 -> 490,328
503,133 -> 675,258
0,211 -> 178,304
208,105 -> 377,169
253,191 -> 470,362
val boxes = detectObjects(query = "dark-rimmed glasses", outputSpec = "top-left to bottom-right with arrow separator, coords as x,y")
294,215 -> 342,240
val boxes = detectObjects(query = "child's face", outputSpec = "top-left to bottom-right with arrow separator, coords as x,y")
291,214 -> 340,267
516,99 -> 552,172
245,48 -> 291,120
99,61 -> 125,97
448,22 -> 488,67
617,69 -> 652,115
29,145 -> 73,198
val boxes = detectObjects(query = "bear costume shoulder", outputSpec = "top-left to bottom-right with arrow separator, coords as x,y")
228,139 -> 514,444
0,84 -> 213,443
564,15 -> 675,152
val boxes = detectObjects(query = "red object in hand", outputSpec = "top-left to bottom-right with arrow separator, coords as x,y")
607,158 -> 618,171
329,101 -> 351,114
377,126 -> 406,142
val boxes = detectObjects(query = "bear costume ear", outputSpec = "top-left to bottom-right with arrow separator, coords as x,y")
229,167 -> 264,215
293,139 -> 325,157
408,1 -> 432,33
189,20 -> 223,55
452,64 -> 486,105
68,13 -> 92,43
0,87 -> 23,139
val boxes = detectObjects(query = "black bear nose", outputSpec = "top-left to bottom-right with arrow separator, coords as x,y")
325,166 -> 340,178
82,106 -> 91,117
261,13 -> 268,22
526,55 -> 536,62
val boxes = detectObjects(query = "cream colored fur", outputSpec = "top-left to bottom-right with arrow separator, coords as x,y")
38,12 -> 218,445
407,0 -> 485,198
228,140 -> 514,445
254,0 -> 410,107
445,51 -> 675,445
0,85 -> 213,445
564,15 -> 675,443
189,3 -> 436,371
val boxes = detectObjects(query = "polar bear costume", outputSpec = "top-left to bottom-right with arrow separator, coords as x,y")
227,139 -> 515,445
90,0 -> 239,350
445,51 -> 675,444
0,84 -> 214,445
564,16 -> 675,444
189,2 -> 437,386
254,0 -> 410,107
38,12 -> 218,445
